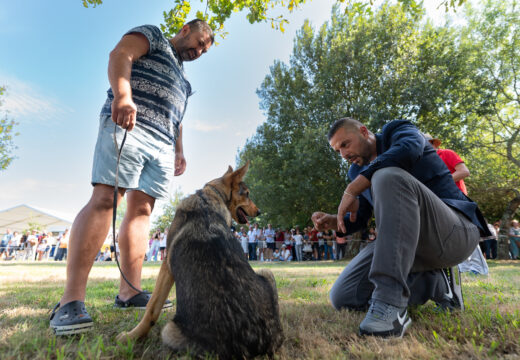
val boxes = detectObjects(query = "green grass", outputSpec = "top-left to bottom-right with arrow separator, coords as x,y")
0,260 -> 519,359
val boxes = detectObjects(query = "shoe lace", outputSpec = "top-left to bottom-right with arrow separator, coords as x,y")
368,301 -> 392,320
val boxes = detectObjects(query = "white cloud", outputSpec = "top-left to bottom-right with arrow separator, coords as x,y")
187,119 -> 228,132
1,75 -> 73,122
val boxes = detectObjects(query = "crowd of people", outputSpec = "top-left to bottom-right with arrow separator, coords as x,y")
0,216 -> 517,265
0,228 -> 70,261
232,223 -> 377,262
3,217 -> 519,263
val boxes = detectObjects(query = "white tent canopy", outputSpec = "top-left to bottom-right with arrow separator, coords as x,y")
0,204 -> 73,233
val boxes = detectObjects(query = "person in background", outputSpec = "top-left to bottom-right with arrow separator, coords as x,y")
482,221 -> 497,260
47,232 -> 57,259
25,230 -> 38,261
509,220 -> 520,260
424,133 -> 487,274
239,227 -> 248,259
322,229 -> 334,260
10,231 -> 22,259
159,228 -> 168,261
147,230 -> 161,262
37,235 -> 48,261
423,134 -> 470,195
247,223 -> 260,261
0,229 -> 12,260
264,224 -> 276,262
275,228 -> 284,251
280,245 -> 292,261
335,233 -> 347,260
54,229 -> 70,261
293,228 -> 303,262
273,247 -> 281,261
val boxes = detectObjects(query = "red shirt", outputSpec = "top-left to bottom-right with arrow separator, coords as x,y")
309,229 -> 318,243
436,149 -> 467,195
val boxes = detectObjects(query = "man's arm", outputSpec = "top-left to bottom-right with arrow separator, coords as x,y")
312,193 -> 372,235
174,124 -> 186,176
336,174 -> 371,233
108,32 -> 150,131
452,162 -> 470,182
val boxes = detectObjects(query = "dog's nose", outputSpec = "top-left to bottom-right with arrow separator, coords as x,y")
257,209 -> 261,216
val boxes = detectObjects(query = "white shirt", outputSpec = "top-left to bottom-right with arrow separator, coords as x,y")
248,229 -> 259,243
293,234 -> 303,245
264,228 -> 275,243
160,232 -> 167,247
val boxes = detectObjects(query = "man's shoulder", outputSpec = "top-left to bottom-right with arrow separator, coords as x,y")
126,24 -> 163,39
380,120 -> 418,139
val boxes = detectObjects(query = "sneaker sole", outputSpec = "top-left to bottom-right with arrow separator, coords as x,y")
359,318 -> 412,339
52,322 -> 94,336
114,302 -> 173,310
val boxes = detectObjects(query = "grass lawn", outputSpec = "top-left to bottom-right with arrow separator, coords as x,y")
0,260 -> 519,359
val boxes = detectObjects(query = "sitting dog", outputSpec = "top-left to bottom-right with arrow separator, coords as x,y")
118,162 -> 284,358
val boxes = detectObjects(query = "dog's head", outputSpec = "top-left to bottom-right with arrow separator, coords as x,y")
207,161 -> 260,224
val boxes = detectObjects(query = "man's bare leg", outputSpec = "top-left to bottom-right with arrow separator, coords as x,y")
117,190 -> 155,300
60,184 -> 125,305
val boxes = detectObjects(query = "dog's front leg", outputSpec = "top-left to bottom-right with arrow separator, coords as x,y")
117,259 -> 175,342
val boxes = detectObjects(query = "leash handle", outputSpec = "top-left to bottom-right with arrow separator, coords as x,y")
112,124 -> 143,295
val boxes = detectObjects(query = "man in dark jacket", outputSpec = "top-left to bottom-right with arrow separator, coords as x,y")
312,118 -> 489,338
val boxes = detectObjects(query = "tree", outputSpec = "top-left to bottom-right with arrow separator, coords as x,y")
238,2 -> 479,228
81,0 -> 467,38
0,86 -> 18,171
151,189 -> 185,233
459,0 -> 520,258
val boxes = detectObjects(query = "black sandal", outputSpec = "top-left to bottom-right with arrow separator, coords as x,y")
49,301 -> 93,335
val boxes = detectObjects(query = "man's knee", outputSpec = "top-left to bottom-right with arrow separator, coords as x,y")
329,279 -> 370,311
90,185 -> 118,211
126,191 -> 155,217
372,166 -> 411,188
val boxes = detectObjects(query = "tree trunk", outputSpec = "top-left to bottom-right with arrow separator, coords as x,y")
497,189 -> 520,259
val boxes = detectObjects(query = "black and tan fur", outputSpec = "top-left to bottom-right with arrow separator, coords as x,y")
117,162 -> 283,358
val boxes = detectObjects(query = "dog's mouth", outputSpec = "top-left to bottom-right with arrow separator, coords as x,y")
236,207 -> 249,225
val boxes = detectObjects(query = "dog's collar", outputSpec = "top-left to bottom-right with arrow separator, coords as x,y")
206,184 -> 232,207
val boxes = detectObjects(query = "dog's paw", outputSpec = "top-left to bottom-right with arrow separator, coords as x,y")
116,332 -> 132,343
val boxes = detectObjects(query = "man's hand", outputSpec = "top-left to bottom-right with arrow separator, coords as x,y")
174,152 -> 186,176
311,212 -> 338,232
111,95 -> 137,131
337,193 -> 360,234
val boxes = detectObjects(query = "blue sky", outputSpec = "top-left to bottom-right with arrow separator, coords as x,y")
0,0 -> 450,221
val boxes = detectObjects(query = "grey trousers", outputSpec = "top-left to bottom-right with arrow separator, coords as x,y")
330,167 -> 480,309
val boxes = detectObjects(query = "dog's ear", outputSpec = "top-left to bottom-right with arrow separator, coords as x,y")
223,165 -> 233,177
232,161 -> 250,182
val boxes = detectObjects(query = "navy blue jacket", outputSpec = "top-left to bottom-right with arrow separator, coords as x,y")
342,120 -> 490,236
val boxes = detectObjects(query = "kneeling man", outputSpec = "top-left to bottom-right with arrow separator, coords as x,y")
312,118 -> 490,338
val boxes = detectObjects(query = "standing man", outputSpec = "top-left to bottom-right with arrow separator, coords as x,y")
264,224 -> 276,262
247,223 -> 260,261
49,20 -> 214,336
312,118 -> 490,338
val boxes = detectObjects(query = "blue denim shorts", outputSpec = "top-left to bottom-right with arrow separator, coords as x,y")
91,115 -> 175,200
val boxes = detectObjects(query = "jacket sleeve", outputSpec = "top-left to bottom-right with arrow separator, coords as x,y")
360,121 -> 425,181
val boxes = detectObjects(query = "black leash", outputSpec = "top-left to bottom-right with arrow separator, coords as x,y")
112,124 -> 144,295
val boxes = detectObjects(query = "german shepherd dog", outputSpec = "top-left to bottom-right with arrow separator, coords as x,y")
118,162 -> 284,358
